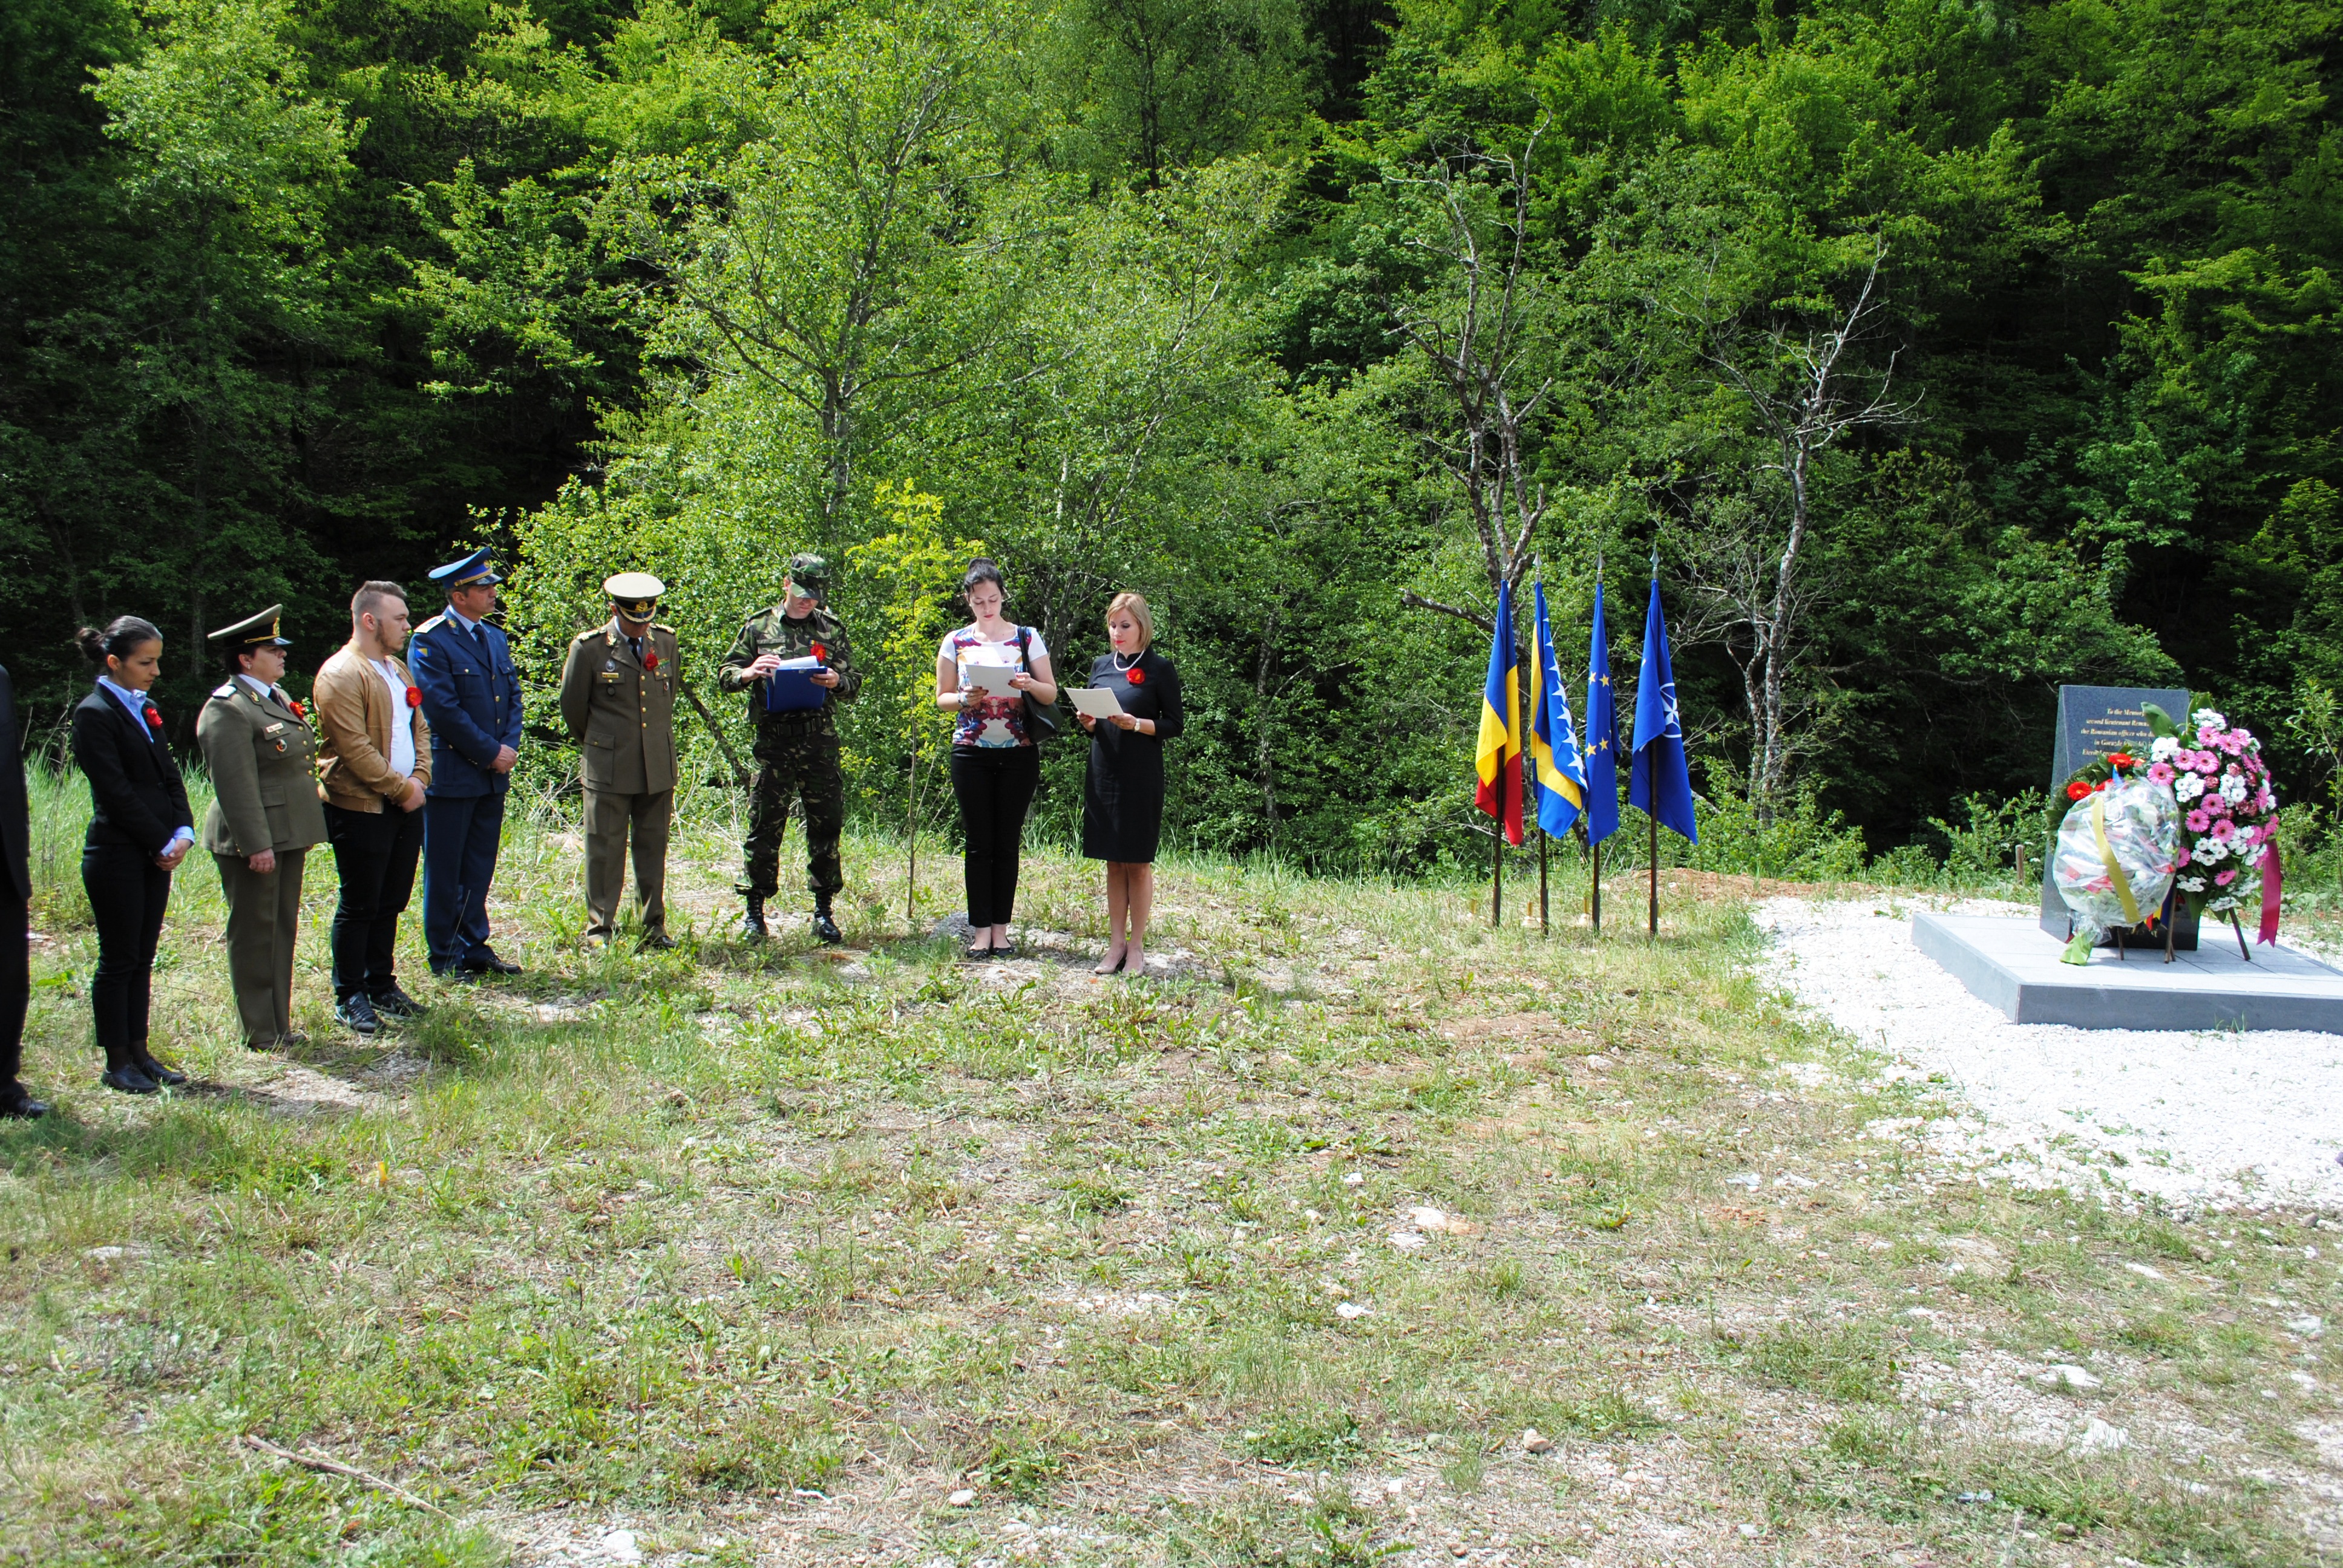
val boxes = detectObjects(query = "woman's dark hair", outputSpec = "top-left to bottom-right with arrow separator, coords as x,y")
961,558 -> 1006,604
75,616 -> 163,669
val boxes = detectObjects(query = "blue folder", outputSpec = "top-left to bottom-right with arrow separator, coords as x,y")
761,656 -> 830,714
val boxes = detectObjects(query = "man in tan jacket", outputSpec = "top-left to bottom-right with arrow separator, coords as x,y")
559,572 -> 680,948
313,580 -> 433,1037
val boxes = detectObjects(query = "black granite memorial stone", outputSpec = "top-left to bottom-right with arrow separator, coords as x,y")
2038,683 -> 2199,947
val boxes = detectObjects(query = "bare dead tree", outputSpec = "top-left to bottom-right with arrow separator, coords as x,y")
1675,235 -> 1913,815
1379,118 -> 1555,631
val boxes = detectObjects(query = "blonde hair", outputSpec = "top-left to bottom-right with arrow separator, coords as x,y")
1106,592 -> 1154,653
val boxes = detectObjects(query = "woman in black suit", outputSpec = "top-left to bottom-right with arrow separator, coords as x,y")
1078,592 -> 1182,975
71,618 -> 195,1094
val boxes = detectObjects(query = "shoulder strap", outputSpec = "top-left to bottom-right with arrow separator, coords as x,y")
1017,627 -> 1031,670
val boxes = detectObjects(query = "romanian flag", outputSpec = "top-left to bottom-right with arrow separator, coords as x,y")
1529,580 -> 1586,837
1475,580 -> 1524,846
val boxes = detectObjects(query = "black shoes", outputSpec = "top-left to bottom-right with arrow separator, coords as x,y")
335,994 -> 382,1038
811,910 -> 842,946
102,1047 -> 160,1094
638,931 -> 675,952
461,950 -> 523,976
0,1082 -> 48,1119
370,985 -> 427,1021
135,1050 -> 186,1087
102,1062 -> 159,1094
739,896 -> 768,942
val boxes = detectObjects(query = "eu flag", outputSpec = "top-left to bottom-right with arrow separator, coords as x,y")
1529,580 -> 1585,837
1474,580 -> 1523,846
1627,573 -> 1699,843
1584,581 -> 1620,846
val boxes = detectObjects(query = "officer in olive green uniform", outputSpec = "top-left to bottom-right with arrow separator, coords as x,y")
559,572 -> 680,949
718,554 -> 860,943
198,606 -> 330,1050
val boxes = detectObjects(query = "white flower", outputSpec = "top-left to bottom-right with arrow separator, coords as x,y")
2194,709 -> 2227,730
2197,837 -> 2229,863
2221,775 -> 2249,803
2210,896 -> 2238,913
2174,774 -> 2206,801
2178,876 -> 2207,892
2150,736 -> 2181,763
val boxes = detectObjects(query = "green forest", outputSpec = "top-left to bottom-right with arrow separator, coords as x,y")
7,0 -> 2341,874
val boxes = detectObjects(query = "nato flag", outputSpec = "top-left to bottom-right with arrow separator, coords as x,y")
1627,575 -> 1699,843
1583,581 -> 1620,846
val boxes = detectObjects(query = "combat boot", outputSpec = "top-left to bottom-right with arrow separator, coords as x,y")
811,897 -> 842,946
739,894 -> 768,942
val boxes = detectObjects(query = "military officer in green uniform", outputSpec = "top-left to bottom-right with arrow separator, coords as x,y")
198,606 -> 330,1050
718,553 -> 860,943
559,572 -> 680,949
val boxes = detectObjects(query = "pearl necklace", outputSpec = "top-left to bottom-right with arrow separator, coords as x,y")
1110,650 -> 1141,673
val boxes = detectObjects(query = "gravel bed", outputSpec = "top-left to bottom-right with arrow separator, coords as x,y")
1754,895 -> 2343,1212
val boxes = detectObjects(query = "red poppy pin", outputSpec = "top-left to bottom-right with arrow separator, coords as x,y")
405,685 -> 422,709
1126,665 -> 1145,686
287,697 -> 306,720
145,705 -> 163,731
811,641 -> 827,663
645,650 -> 660,671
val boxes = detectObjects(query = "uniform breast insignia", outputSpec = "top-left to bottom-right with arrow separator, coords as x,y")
263,722 -> 286,736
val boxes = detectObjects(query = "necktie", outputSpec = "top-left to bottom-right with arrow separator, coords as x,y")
629,636 -> 643,664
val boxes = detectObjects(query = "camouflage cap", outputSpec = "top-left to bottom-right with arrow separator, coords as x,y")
784,554 -> 829,599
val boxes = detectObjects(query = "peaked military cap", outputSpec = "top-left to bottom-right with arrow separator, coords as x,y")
605,572 -> 665,620
784,554 -> 829,599
206,604 -> 292,648
428,546 -> 503,588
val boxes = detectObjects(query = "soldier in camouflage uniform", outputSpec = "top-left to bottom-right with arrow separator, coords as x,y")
718,554 -> 860,943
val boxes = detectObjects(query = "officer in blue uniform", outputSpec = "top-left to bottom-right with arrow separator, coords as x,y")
409,547 -> 526,978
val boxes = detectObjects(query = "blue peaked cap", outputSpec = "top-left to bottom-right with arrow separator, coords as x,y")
428,546 -> 503,587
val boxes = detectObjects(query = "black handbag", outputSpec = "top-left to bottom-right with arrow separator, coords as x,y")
1017,627 -> 1060,739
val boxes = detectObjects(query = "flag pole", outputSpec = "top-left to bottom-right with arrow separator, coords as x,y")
1648,809 -> 1659,939
1648,540 -> 1661,941
1492,822 -> 1503,929
1592,546 -> 1604,935
1590,835 -> 1602,932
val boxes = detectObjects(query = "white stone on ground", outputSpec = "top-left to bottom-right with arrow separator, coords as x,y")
1754,896 -> 2343,1210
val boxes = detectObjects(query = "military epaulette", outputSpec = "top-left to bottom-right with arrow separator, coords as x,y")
211,682 -> 238,699
413,613 -> 447,635
654,621 -> 677,634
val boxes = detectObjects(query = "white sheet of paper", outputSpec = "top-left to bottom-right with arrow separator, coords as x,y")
963,662 -> 1021,693
1067,687 -> 1124,719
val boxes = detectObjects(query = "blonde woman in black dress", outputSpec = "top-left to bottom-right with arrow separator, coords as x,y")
1078,593 -> 1182,975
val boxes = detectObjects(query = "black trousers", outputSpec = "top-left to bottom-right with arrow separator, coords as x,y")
325,801 -> 422,1001
82,841 -> 171,1057
950,746 -> 1041,929
0,889 -> 25,1089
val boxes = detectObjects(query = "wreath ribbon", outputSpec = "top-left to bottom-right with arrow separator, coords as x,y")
2091,794 -> 2143,929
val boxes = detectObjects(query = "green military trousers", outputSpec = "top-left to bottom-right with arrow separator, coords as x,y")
584,787 -> 672,940
216,848 -> 306,1048
740,727 -> 845,901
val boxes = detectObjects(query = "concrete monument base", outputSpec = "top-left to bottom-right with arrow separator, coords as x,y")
1912,912 -> 2343,1033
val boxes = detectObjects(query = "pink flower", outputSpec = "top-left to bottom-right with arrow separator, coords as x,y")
2186,808 -> 2211,832
2212,818 -> 2236,841
2148,762 -> 2176,785
2195,753 -> 2220,774
2215,869 -> 2238,886
2204,795 -> 2230,818
2177,847 -> 2193,867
